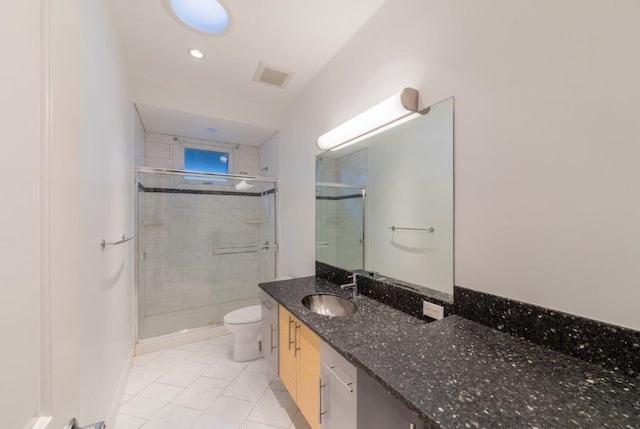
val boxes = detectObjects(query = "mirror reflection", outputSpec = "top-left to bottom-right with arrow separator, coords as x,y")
316,97 -> 454,296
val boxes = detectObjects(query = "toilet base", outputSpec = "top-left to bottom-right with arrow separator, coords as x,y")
231,332 -> 262,362
224,321 -> 263,362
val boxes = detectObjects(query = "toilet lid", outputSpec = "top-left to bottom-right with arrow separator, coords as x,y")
224,305 -> 262,325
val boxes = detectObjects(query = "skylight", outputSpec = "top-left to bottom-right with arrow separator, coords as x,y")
170,0 -> 229,34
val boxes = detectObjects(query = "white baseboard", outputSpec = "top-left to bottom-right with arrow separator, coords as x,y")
135,324 -> 229,355
106,346 -> 135,428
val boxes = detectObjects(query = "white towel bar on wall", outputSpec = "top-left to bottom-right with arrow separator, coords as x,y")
100,233 -> 135,250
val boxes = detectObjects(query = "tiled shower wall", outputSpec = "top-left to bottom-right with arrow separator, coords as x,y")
138,132 -> 278,317
316,149 -> 368,271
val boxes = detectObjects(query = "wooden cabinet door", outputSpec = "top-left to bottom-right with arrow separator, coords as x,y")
278,305 -> 297,399
296,321 -> 321,429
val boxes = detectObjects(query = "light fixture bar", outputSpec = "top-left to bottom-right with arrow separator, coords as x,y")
316,88 -> 419,151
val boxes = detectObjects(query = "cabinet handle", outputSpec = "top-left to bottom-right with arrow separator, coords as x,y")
269,324 -> 275,354
288,316 -> 294,350
322,362 -> 353,392
319,377 -> 327,424
294,323 -> 301,357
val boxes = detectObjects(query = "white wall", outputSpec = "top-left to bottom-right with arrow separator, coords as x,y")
0,2 -> 42,428
78,0 -> 135,422
280,0 -> 640,330
46,0 -> 134,427
132,78 -> 281,130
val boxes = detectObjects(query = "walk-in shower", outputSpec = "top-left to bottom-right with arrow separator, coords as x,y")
135,167 -> 277,339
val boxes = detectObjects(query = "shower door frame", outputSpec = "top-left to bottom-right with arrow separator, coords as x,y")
134,167 -> 278,343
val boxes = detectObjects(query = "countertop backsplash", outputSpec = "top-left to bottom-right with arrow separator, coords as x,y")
317,261 -> 640,378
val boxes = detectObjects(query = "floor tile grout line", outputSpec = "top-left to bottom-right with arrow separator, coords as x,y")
153,359 -> 216,390
121,383 -> 184,423
238,374 -> 299,429
218,393 -> 257,405
242,381 -> 271,426
119,336 -> 299,429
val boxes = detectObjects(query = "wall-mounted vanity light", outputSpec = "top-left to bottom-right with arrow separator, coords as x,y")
316,88 -> 419,152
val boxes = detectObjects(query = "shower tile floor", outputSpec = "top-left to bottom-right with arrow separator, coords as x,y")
115,335 -> 311,429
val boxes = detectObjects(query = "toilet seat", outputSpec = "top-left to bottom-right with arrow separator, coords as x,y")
223,305 -> 261,325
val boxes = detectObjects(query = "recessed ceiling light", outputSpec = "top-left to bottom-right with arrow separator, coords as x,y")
189,48 -> 205,59
167,0 -> 230,34
206,127 -> 217,133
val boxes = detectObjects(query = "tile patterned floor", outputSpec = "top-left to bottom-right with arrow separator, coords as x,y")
115,335 -> 311,429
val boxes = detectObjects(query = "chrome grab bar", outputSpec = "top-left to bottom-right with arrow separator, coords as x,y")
100,233 -> 134,250
213,244 -> 278,255
322,362 -> 353,392
315,241 -> 330,248
389,225 -> 435,233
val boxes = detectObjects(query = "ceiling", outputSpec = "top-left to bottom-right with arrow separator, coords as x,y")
136,103 -> 277,146
110,0 -> 387,132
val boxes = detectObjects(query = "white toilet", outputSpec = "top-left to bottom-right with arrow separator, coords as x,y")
223,305 -> 262,362
224,276 -> 292,362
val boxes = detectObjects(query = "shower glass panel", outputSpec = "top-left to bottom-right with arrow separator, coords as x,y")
315,183 -> 365,271
136,169 -> 277,340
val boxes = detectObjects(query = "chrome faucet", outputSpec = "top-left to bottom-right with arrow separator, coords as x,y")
340,273 -> 359,298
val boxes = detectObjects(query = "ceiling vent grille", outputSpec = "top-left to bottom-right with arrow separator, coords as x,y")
253,62 -> 294,89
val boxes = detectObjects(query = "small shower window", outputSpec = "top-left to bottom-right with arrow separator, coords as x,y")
183,147 -> 230,181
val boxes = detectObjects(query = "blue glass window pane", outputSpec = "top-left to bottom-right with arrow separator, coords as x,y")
184,148 -> 229,175
171,0 -> 229,34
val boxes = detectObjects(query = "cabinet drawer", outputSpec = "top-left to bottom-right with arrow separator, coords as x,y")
357,368 -> 427,429
321,341 -> 357,408
321,370 -> 357,429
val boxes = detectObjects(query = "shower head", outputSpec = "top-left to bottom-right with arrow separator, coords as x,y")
235,180 -> 254,191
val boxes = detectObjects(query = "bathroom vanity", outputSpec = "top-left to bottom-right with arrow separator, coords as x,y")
260,276 -> 640,429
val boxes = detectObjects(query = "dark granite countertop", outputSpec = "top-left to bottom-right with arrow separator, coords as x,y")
259,276 -> 640,429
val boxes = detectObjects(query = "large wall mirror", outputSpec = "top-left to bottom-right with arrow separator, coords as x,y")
316,97 -> 454,297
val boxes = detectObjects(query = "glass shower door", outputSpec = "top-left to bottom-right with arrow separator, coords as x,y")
315,183 -> 366,272
136,170 -> 277,340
